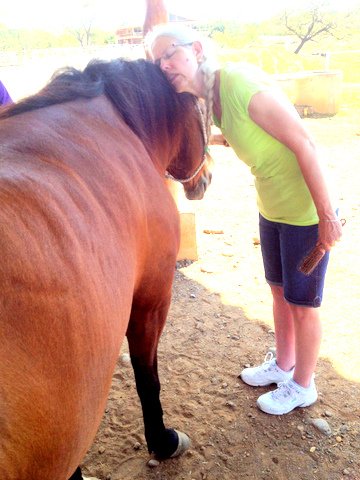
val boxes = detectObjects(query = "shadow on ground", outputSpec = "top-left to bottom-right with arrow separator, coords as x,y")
83,269 -> 360,480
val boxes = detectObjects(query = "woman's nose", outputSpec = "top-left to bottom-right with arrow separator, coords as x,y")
160,58 -> 170,70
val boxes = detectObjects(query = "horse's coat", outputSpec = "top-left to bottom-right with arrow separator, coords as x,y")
0,58 -> 211,480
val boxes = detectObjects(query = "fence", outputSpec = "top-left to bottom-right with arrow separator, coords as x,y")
1,45 -> 359,111
0,45 -> 146,101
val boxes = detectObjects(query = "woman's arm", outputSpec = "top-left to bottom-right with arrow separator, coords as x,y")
248,90 -> 342,250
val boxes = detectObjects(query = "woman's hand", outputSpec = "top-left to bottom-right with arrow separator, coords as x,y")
317,217 -> 344,251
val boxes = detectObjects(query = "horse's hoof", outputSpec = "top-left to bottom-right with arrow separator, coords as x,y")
170,430 -> 191,458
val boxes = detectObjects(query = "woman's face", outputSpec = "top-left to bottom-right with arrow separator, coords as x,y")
151,36 -> 202,94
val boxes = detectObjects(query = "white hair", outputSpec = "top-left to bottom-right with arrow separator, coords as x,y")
144,23 -> 218,144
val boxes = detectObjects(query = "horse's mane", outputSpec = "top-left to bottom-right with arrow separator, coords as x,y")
0,58 -> 197,152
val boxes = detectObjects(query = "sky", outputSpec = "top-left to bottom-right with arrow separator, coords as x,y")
0,0 -> 358,31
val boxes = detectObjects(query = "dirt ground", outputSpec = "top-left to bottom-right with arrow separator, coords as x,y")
80,112 -> 360,480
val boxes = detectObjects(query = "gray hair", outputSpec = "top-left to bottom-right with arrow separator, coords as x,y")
144,23 -> 218,144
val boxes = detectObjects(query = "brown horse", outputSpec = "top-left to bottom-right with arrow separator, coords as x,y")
0,58 -> 211,480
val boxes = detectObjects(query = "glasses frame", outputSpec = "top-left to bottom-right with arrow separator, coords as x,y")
154,42 -> 194,67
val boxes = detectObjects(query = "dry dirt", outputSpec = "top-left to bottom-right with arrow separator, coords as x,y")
82,113 -> 360,480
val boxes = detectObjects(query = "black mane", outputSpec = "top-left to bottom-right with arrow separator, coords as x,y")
0,58 -> 197,153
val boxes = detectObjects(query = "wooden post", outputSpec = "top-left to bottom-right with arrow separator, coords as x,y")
166,180 -> 198,261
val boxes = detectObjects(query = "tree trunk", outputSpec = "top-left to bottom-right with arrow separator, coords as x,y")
294,37 -> 308,54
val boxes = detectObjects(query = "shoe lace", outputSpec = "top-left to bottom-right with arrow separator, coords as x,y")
271,381 -> 293,401
263,351 -> 274,365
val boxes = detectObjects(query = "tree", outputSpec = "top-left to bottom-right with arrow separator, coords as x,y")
283,4 -> 339,54
68,1 -> 96,47
70,22 -> 93,47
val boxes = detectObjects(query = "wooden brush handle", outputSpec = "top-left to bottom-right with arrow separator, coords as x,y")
298,245 -> 325,276
299,218 -> 346,276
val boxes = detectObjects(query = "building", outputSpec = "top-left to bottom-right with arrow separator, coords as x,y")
115,14 -> 194,45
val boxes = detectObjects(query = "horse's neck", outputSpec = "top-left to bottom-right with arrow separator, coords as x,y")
148,137 -> 175,177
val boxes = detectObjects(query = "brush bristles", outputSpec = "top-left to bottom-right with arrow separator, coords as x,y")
298,246 -> 325,276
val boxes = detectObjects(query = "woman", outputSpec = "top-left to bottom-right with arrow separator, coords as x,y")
145,24 -> 343,415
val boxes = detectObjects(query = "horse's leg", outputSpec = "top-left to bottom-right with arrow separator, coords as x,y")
126,301 -> 190,459
68,467 -> 82,479
69,466 -> 100,480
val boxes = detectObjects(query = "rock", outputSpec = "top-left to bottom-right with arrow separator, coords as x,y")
310,418 -> 332,436
120,353 -> 131,365
339,424 -> 349,434
147,459 -> 160,467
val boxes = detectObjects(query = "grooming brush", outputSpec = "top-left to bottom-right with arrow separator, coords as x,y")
298,245 -> 326,276
298,218 -> 346,276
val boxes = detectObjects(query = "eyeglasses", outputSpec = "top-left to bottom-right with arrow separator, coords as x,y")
154,42 -> 193,67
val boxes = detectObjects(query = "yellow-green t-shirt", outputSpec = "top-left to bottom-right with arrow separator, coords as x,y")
213,63 -> 318,226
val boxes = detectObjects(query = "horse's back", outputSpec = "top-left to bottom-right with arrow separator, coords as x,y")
0,99 -> 179,478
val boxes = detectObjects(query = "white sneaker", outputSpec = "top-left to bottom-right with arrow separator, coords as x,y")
240,352 -> 294,387
256,378 -> 318,415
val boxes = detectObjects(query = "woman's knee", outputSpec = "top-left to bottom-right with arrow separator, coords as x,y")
269,284 -> 285,300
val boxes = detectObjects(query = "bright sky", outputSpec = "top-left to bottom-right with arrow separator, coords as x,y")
0,0 -> 358,31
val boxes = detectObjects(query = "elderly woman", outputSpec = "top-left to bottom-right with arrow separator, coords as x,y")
145,23 -> 342,415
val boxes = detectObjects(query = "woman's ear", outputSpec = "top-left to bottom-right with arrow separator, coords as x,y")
192,41 -> 204,63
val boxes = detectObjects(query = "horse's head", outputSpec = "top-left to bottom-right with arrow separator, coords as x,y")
75,59 -> 212,199
165,95 -> 213,200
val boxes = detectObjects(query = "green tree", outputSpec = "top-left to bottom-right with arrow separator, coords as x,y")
282,3 -> 343,54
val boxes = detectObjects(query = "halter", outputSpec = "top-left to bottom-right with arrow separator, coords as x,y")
165,101 -> 208,184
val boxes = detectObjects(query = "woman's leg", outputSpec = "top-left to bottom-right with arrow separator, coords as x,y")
270,284 -> 295,372
269,285 -> 322,387
290,304 -> 322,388
256,301 -> 321,414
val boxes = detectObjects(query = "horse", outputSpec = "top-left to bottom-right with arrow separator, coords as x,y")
0,58 -> 211,480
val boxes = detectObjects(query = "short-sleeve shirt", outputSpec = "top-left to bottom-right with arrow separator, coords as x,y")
213,63 -> 318,226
